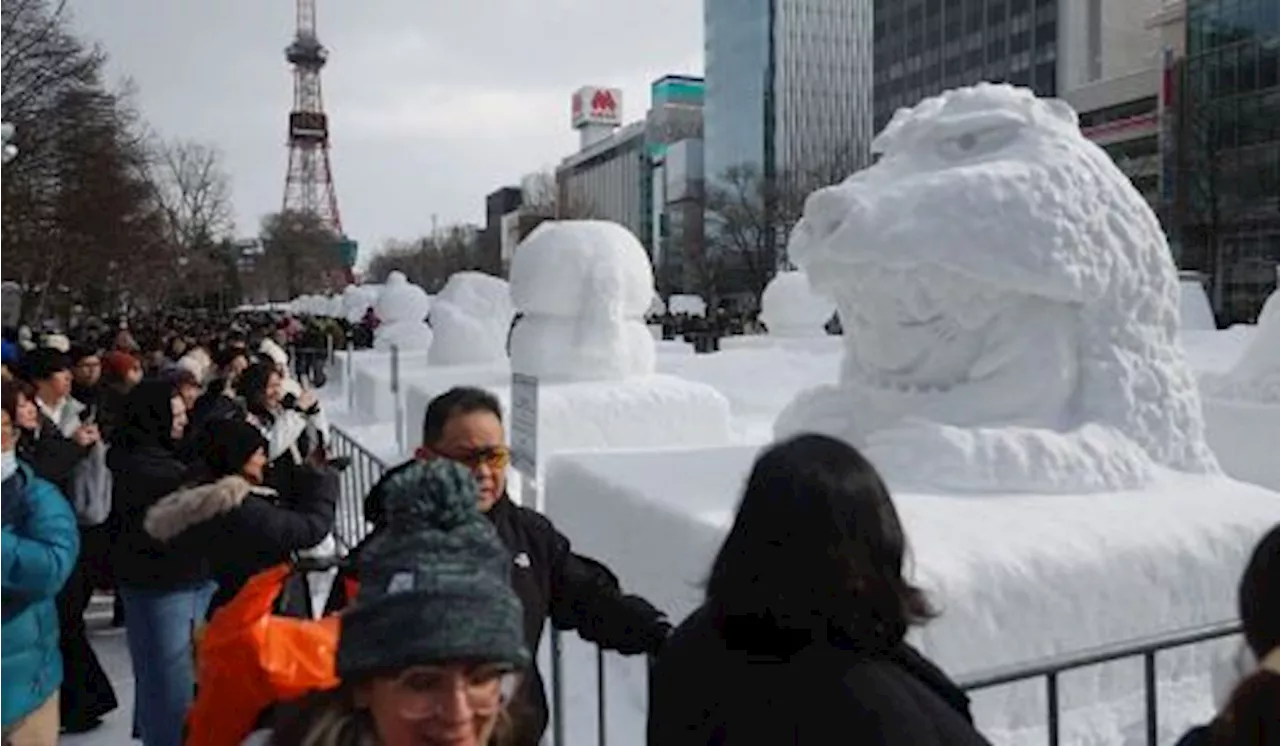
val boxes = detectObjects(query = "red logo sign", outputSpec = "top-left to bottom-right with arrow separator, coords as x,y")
590,89 -> 618,116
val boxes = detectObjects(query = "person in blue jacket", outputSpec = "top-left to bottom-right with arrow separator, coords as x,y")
2,388 -> 80,746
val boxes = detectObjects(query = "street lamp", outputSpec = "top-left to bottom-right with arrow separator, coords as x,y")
2,122 -> 17,163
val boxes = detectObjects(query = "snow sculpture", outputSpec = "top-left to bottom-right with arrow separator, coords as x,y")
776,83 -> 1219,493
509,221 -> 655,381
1201,290 -> 1280,403
341,285 -> 377,323
427,272 -> 515,366
760,271 -> 836,337
668,294 -> 706,317
373,271 -> 432,351
1179,278 -> 1216,331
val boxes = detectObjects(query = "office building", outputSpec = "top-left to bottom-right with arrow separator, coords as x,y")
873,0 -> 1165,133
1062,68 -> 1161,212
1175,0 -> 1280,322
480,186 -> 523,275
705,0 -> 874,185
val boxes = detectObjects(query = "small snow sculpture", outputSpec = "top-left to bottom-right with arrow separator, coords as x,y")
341,285 -> 377,323
1201,290 -> 1280,403
647,294 -> 667,318
509,221 -> 655,382
776,83 -> 1219,493
760,271 -> 836,337
373,271 -> 432,351
668,294 -> 706,317
428,272 -> 515,366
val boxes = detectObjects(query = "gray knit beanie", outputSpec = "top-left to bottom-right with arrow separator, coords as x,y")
336,460 -> 530,677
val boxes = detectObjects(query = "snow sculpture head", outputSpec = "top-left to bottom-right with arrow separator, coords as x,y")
776,83 -> 1219,493
427,272 -> 515,366
760,271 -> 836,337
373,272 -> 432,351
509,221 -> 656,382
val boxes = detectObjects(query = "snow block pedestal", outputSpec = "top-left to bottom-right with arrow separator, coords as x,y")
544,447 -> 1280,746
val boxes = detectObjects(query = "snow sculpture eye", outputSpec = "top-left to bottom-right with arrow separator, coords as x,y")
936,124 -> 1020,161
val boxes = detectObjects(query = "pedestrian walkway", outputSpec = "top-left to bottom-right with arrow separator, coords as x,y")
63,595 -> 133,746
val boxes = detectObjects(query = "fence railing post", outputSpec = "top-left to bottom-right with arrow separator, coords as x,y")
551,630 -> 565,746
345,341 -> 355,411
391,344 -> 404,457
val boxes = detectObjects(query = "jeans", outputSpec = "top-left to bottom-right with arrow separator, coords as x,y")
119,583 -> 216,746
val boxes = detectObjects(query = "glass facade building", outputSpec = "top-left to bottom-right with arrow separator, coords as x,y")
873,0 -> 1062,133
1180,0 -> 1280,322
704,0 -> 874,185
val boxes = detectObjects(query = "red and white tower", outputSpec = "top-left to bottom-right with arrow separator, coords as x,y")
282,0 -> 342,234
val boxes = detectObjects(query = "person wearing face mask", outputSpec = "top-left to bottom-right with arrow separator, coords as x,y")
1,382 -> 81,746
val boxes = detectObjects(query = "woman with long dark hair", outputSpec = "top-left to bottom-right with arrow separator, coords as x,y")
647,434 -> 991,745
107,379 -> 208,746
1175,524 -> 1278,746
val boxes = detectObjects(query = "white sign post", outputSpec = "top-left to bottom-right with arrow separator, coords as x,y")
510,373 -> 539,509
0,280 -> 20,327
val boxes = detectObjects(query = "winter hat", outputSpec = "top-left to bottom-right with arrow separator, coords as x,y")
40,333 -> 70,353
102,351 -> 141,380
1,339 -> 17,367
337,460 -> 529,678
201,418 -> 268,478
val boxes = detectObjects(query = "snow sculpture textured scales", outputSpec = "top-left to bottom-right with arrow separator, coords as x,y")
427,272 -> 515,366
373,271 -> 433,351
1201,289 -> 1280,403
509,221 -> 656,382
760,271 -> 836,337
775,83 -> 1220,493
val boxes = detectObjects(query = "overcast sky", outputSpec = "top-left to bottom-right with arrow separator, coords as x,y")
66,0 -> 702,251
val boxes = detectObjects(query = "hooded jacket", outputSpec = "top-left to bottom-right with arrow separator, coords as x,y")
2,463 -> 80,727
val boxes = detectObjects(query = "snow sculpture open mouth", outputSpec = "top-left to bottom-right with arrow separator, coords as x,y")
775,83 -> 1220,493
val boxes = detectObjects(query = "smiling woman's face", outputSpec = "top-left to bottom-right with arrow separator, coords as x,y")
360,662 -> 516,746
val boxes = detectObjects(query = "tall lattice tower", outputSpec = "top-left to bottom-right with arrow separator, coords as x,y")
282,0 -> 342,234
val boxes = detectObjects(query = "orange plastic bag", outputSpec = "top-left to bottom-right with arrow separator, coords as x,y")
187,564 -> 341,746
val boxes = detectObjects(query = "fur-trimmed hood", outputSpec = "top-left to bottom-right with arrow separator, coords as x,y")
144,475 -> 278,542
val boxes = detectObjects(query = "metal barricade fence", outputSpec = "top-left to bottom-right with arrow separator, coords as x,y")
557,619 -> 1240,746
326,425 -> 388,550
319,424 -> 1242,746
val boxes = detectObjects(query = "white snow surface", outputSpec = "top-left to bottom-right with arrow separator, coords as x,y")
427,272 -> 514,366
544,447 -> 1280,745
1179,280 -> 1217,331
759,270 -> 836,337
509,221 -> 656,382
667,294 -> 706,317
373,272 -> 433,351
777,83 -> 1218,493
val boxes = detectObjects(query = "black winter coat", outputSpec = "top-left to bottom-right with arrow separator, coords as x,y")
346,461 -> 671,746
17,417 -> 88,499
140,470 -> 338,616
648,605 -> 993,746
108,444 -> 204,589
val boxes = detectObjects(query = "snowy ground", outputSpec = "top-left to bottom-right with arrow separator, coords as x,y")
65,596 -> 134,746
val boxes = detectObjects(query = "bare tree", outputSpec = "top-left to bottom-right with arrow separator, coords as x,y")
258,210 -> 343,300
365,224 -> 486,292
145,138 -> 235,301
521,169 -> 596,219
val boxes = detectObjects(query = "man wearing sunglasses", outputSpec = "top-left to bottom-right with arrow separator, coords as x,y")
352,386 -> 672,746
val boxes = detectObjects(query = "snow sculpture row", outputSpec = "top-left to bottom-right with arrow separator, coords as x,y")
373,272 -> 432,351
776,83 -> 1221,494
428,272 -> 514,366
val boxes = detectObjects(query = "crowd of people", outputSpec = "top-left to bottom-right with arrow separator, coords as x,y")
1,311 -> 1276,746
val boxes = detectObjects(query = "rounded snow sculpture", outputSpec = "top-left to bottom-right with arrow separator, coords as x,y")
427,272 -> 515,366
373,271 -> 432,351
775,83 -> 1219,493
509,221 -> 656,382
1202,290 -> 1280,403
341,284 -> 377,323
760,271 -> 836,337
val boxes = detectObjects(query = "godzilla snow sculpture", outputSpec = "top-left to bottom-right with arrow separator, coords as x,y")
775,83 -> 1220,493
